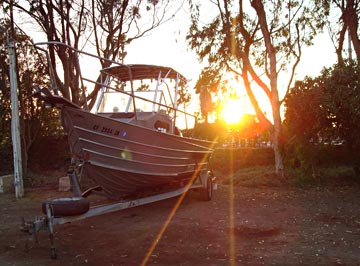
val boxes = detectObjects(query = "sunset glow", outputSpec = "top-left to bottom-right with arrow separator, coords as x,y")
220,98 -> 245,125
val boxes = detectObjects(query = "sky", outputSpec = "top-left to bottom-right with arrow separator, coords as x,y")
125,2 -> 338,80
14,1 -> 339,121
125,4 -> 203,81
125,3 -> 338,120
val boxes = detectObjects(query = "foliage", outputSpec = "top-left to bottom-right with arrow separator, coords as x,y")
288,164 -> 358,187
321,62 -> 360,174
321,63 -> 360,147
284,77 -> 325,143
186,0 -> 327,174
1,0 -> 183,108
192,117 -> 267,142
88,0 -> 182,108
320,0 -> 360,64
283,75 -> 326,176
192,121 -> 228,142
0,19 -> 63,175
284,62 -> 360,176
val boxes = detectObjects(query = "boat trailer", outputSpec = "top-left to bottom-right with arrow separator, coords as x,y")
20,168 -> 216,259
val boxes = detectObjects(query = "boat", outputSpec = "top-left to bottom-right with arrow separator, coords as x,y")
33,42 -> 215,200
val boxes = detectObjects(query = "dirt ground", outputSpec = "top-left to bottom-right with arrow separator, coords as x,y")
0,177 -> 359,266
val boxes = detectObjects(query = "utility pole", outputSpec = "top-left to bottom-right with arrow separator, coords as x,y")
8,0 -> 24,198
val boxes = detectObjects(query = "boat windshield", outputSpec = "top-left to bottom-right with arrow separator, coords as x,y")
97,90 -> 167,113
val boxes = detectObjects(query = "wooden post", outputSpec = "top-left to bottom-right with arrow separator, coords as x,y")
348,29 -> 352,60
7,36 -> 24,198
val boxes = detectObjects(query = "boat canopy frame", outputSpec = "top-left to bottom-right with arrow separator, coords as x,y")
34,41 -> 195,133
94,65 -> 182,127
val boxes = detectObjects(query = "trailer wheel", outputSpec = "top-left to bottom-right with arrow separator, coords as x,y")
200,175 -> 213,201
42,197 -> 90,217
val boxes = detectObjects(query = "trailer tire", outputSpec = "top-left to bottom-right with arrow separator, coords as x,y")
42,197 -> 90,217
200,175 -> 213,201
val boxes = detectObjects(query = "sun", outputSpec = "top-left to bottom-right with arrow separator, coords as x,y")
220,98 -> 245,125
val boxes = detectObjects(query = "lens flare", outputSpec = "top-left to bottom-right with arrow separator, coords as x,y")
221,98 -> 244,125
141,139 -> 218,266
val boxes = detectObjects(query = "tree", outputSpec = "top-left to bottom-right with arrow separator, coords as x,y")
187,0 -> 326,175
283,75 -> 327,174
1,0 -> 91,106
2,0 -> 181,108
0,18 -> 60,176
284,62 -> 360,175
284,77 -> 325,144
321,0 -> 360,64
87,0 -> 180,109
321,62 -> 360,174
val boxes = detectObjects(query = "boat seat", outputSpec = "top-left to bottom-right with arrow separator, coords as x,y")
100,111 -> 172,132
129,112 -> 172,132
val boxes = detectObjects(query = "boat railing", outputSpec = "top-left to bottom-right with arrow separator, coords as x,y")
34,41 -> 197,132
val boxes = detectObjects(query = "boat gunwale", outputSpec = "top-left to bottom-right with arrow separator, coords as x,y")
63,106 -> 216,150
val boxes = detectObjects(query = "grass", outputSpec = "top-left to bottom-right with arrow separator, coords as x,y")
23,170 -> 64,188
317,165 -> 357,179
218,165 -> 359,188
219,165 -> 290,187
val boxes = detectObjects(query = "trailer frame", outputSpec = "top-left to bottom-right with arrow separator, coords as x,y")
21,169 -> 216,259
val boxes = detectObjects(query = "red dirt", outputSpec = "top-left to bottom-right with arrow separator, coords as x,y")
0,179 -> 359,265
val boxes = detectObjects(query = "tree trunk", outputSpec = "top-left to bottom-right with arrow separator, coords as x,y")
272,99 -> 284,176
344,0 -> 360,62
251,0 -> 284,176
336,23 -> 347,66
